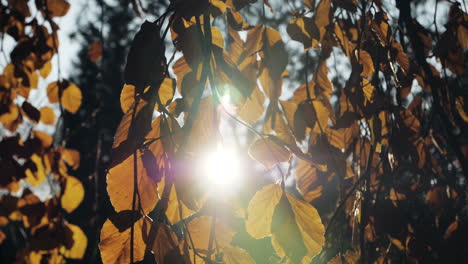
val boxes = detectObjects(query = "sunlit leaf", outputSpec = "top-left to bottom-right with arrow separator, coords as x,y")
222,245 -> 256,264
99,211 -> 147,264
61,223 -> 87,259
61,81 -> 82,114
39,107 -> 55,125
186,216 -> 235,255
61,176 -> 84,213
248,136 -> 291,169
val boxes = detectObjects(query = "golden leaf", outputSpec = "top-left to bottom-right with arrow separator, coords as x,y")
39,61 -> 52,78
107,152 -> 160,214
25,154 -> 47,186
60,176 -> 84,213
120,84 -> 136,114
222,245 -> 256,264
99,213 -> 148,264
295,160 -> 320,200
62,82 -> 82,114
185,96 -> 218,152
246,184 -> 284,239
247,185 -> 325,262
33,130 -> 53,148
61,223 -> 87,259
58,147 -> 80,170
46,81 -> 60,103
237,86 -> 265,124
158,77 -> 176,106
186,216 -> 235,255
164,183 -> 196,224
456,97 -> 468,122
248,136 -> 291,169
39,107 -> 55,125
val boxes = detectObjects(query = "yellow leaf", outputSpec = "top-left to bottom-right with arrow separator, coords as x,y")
33,130 -> 53,148
222,245 -> 256,264
158,77 -> 175,106
246,184 -> 283,239
120,84 -> 136,113
248,136 -> 291,169
39,107 -> 55,125
164,183 -> 196,224
99,212 -> 148,264
107,152 -> 160,214
58,147 -> 80,169
185,96 -> 218,151
61,223 -> 87,259
237,86 -> 265,124
25,154 -> 47,186
295,160 -> 321,200
456,97 -> 468,122
61,176 -> 84,213
46,81 -> 60,103
39,61 -> 52,78
186,216 -> 235,255
252,186 -> 325,263
282,192 -> 325,261
62,82 -> 82,114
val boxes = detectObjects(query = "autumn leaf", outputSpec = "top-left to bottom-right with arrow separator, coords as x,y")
186,216 -> 235,255
246,184 -> 325,262
39,107 -> 55,124
107,151 -> 161,214
88,41 -> 103,62
222,245 -> 256,264
46,0 -> 71,17
99,211 -> 148,264
61,223 -> 87,259
60,176 -> 84,213
248,136 -> 291,169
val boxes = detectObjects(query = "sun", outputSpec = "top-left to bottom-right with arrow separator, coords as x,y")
199,145 -> 243,195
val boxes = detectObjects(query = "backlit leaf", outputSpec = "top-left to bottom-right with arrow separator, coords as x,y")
248,136 -> 291,169
186,216 -> 235,255
99,212 -> 147,264
222,245 -> 256,264
246,184 -> 283,239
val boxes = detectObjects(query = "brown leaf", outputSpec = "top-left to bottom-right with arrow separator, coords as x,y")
88,41 -> 103,62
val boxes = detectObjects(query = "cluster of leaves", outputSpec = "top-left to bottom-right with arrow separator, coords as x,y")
100,0 -> 468,263
0,0 -> 87,262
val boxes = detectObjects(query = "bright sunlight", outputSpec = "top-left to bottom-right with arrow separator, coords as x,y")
199,145 -> 243,195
